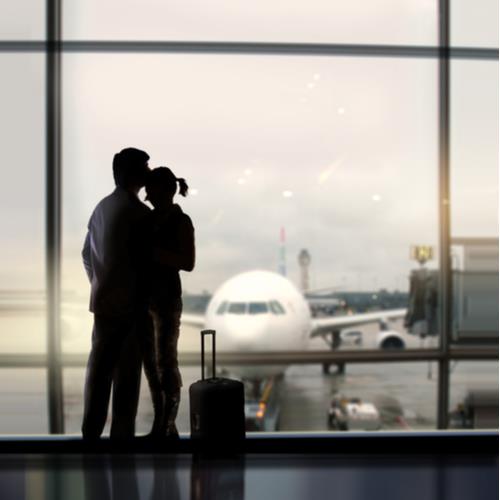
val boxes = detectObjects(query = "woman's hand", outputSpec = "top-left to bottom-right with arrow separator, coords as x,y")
153,246 -> 194,271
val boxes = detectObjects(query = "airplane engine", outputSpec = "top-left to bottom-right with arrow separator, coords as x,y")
376,330 -> 406,350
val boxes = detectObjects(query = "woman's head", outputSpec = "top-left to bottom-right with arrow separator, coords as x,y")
145,167 -> 188,207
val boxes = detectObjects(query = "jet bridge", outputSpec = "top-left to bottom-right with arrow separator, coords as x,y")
451,238 -> 498,344
405,238 -> 498,345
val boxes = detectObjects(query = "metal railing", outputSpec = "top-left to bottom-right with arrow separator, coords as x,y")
0,346 -> 497,369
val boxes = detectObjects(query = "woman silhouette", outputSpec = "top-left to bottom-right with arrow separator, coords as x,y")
143,166 -> 195,438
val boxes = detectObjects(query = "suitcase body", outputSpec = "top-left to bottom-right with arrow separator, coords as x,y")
189,330 -> 246,447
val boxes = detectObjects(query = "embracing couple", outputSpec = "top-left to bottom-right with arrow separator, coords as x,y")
81,147 -> 195,441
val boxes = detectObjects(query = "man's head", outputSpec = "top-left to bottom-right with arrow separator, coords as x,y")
112,147 -> 150,191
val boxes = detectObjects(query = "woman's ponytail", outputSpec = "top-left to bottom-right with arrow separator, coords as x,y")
177,177 -> 189,197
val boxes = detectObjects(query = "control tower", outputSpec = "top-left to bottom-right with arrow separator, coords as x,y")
298,249 -> 311,292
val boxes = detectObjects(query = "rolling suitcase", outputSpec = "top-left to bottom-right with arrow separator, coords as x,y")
189,330 -> 245,450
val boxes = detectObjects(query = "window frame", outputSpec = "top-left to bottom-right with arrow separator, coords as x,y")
0,0 -> 497,434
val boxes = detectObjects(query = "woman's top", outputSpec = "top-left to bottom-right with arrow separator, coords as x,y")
149,203 -> 195,303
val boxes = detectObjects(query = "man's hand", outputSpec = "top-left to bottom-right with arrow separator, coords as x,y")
82,231 -> 94,281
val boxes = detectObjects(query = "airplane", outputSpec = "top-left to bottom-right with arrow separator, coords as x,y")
181,269 -> 407,380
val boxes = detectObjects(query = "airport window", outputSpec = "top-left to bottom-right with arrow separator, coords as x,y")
0,0 -> 498,435
0,369 -> 48,433
448,361 -> 499,430
0,1 -> 45,40
62,0 -> 438,45
450,0 -> 499,48
249,302 -> 269,315
0,54 -> 46,357
450,60 -> 499,239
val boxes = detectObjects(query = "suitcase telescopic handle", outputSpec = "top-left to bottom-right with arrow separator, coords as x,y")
201,329 -> 216,380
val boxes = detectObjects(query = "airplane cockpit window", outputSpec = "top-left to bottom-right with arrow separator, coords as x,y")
227,302 -> 247,314
269,300 -> 286,315
249,302 -> 269,314
216,301 -> 228,315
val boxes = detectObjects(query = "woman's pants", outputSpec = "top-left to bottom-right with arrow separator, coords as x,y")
142,297 -> 183,436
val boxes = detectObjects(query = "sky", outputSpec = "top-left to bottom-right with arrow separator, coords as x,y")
58,53 -> 497,296
0,2 -> 498,299
2,0 -> 498,48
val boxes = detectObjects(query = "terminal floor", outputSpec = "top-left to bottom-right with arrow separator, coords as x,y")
0,444 -> 497,500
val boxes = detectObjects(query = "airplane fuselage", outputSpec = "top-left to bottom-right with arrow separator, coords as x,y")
204,270 -> 311,378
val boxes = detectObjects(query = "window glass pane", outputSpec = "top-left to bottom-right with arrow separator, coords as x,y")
449,361 -> 498,429
63,367 -> 84,433
0,1 -> 45,40
450,60 -> 498,344
64,352 -> 499,434
0,369 -> 48,433
63,0 -> 437,45
62,54 -> 441,433
451,0 -> 499,48
284,362 -> 438,431
64,363 -> 500,433
0,54 -> 45,354
62,54 -> 438,357
451,61 -> 498,238
189,362 -> 437,432
65,362 -> 439,434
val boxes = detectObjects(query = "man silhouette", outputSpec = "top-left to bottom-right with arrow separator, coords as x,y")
81,147 -> 151,440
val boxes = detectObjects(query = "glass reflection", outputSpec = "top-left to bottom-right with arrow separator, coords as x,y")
3,452 -> 496,500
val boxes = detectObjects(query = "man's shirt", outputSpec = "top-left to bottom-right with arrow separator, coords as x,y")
82,187 -> 151,316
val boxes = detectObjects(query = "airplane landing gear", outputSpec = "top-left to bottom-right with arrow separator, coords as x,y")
323,362 -> 345,375
322,330 -> 345,375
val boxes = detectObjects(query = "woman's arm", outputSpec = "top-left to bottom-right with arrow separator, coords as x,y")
154,216 -> 195,272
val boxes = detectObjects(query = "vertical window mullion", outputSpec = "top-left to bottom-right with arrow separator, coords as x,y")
437,0 -> 452,430
46,0 -> 64,434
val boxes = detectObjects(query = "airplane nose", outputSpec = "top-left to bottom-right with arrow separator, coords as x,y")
223,315 -> 269,351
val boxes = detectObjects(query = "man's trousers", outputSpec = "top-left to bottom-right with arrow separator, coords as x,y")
81,312 -> 144,440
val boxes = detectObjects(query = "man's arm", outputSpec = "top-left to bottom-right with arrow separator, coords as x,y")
82,231 -> 93,281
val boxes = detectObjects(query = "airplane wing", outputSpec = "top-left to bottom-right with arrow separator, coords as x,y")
181,313 -> 206,328
310,308 -> 407,338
